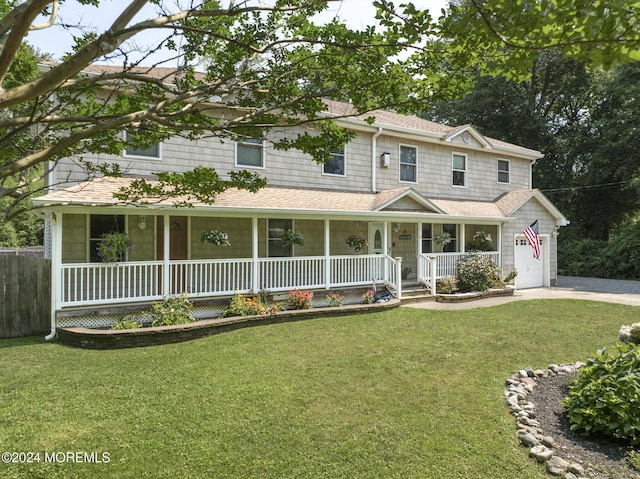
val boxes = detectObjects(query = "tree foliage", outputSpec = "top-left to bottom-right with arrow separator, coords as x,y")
1,0 -> 639,228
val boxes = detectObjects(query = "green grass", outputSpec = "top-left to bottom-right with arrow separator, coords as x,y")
0,299 -> 636,478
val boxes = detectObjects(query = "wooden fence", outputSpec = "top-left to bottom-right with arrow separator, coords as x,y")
1,256 -> 51,338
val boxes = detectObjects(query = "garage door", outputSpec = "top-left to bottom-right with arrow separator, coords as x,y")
515,237 -> 544,289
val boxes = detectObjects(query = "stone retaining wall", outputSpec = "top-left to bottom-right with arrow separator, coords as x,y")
57,299 -> 400,349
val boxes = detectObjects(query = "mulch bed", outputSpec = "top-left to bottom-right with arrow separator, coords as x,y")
528,374 -> 639,478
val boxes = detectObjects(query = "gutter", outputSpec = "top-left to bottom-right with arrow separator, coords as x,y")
371,127 -> 383,193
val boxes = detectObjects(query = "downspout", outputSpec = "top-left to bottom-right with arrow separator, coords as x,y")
45,212 -> 60,341
530,159 -> 537,189
371,127 -> 383,193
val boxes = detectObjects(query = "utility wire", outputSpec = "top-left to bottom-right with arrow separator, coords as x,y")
540,179 -> 634,193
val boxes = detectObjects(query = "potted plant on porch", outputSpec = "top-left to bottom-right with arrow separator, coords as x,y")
282,229 -> 305,247
97,232 -> 132,262
346,234 -> 367,254
201,229 -> 231,246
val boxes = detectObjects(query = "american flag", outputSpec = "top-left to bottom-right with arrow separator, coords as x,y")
523,220 -> 541,259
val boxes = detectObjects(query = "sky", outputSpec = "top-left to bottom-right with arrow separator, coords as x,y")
26,0 -> 449,64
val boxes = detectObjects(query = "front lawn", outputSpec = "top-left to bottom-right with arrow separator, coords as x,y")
0,300 -> 635,479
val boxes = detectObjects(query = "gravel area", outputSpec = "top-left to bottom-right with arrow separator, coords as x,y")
528,373 -> 640,479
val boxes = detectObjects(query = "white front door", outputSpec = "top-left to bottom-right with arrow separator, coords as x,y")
368,223 -> 385,254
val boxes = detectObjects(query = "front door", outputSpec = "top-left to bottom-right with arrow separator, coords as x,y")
368,223 -> 385,255
157,216 -> 188,294
157,216 -> 188,260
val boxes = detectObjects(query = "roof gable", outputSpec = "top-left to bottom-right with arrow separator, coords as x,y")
442,125 -> 492,150
495,189 -> 569,226
373,188 -> 443,214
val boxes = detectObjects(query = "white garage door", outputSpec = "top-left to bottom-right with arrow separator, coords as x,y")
515,237 -> 544,289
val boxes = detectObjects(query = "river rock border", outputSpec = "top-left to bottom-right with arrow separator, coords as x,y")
505,362 -> 590,479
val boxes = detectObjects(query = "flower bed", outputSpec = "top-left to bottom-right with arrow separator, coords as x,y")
436,286 -> 515,303
56,298 -> 400,349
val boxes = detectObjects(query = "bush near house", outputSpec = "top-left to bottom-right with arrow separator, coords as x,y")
287,289 -> 313,309
222,293 -> 283,317
456,254 -> 503,292
149,293 -> 195,326
564,343 -> 640,444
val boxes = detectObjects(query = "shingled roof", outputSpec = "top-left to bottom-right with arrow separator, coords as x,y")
33,177 -> 541,221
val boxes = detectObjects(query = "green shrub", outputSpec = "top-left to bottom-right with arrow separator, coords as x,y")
563,343 -> 640,444
111,314 -> 142,330
325,293 -> 344,307
456,254 -> 503,292
439,275 -> 458,294
149,293 -> 195,327
222,293 -> 282,317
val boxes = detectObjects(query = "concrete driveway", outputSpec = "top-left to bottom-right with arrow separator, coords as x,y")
406,276 -> 640,310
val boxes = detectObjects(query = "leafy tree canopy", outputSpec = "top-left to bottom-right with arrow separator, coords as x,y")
1,0 -> 639,222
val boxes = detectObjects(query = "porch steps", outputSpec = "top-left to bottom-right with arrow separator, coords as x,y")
400,284 -> 436,304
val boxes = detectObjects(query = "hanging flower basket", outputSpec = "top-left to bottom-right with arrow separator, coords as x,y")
282,229 -> 304,247
434,231 -> 452,247
346,234 -> 367,254
97,232 -> 132,263
201,229 -> 231,246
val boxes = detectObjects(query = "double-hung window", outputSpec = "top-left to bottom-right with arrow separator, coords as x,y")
268,219 -> 292,257
497,159 -> 510,184
452,153 -> 467,187
124,132 -> 161,159
323,147 -> 346,176
236,138 -> 264,168
400,145 -> 417,183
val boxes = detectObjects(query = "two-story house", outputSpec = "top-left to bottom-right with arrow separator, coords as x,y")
33,85 -> 568,331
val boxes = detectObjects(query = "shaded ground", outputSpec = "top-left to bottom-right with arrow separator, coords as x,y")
529,374 -> 640,479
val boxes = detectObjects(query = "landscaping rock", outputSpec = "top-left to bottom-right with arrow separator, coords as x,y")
547,455 -> 570,476
518,431 -> 539,447
567,463 -> 585,476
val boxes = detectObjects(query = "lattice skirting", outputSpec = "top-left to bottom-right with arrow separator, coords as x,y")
57,289 -> 376,329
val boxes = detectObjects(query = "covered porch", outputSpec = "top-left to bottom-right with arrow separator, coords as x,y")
35,178 -> 511,331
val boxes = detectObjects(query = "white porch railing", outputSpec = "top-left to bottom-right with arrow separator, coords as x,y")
417,252 -> 501,294
59,255 -> 402,308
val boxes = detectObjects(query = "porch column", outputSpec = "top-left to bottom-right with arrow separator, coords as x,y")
162,214 -> 170,296
252,217 -> 259,293
46,213 -> 62,340
497,223 -> 503,266
460,223 -> 466,253
430,255 -> 437,295
383,221 -> 389,282
324,219 -> 331,289
395,256 -> 403,300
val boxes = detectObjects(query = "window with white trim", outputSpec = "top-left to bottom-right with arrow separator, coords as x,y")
323,147 -> 345,176
452,153 -> 467,187
497,159 -> 510,184
400,145 -> 417,183
236,138 -> 264,168
124,132 -> 161,159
